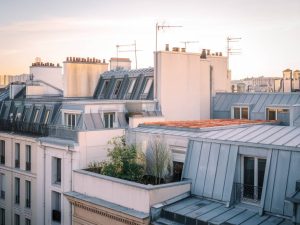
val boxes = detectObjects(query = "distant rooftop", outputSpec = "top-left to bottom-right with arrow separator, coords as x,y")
142,119 -> 274,129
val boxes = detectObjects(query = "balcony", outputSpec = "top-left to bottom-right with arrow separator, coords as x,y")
15,159 -> 20,168
234,183 -> 263,204
0,119 -> 49,136
26,162 -> 31,171
0,190 -> 5,199
48,125 -> 78,141
52,210 -> 61,222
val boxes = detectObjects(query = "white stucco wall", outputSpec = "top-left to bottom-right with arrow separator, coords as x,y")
73,170 -> 191,213
30,66 -> 63,90
156,51 -> 211,121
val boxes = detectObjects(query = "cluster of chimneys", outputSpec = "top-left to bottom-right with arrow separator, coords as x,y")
164,44 -> 223,58
65,57 -> 106,64
31,62 -> 60,67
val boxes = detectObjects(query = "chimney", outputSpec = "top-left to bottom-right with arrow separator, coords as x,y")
200,49 -> 207,59
207,49 -> 210,56
165,44 -> 169,51
172,47 -> 180,52
181,48 -> 186,53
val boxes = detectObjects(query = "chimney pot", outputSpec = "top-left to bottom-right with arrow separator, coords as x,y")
165,44 -> 169,51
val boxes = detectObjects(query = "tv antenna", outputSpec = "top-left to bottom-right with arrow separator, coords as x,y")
180,41 -> 199,50
116,40 -> 141,69
227,37 -> 241,76
154,22 -> 182,99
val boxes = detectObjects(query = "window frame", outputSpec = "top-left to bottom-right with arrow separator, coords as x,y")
25,145 -> 31,172
15,177 -> 20,204
25,180 -> 31,208
15,143 -> 20,169
266,107 -> 289,120
0,141 -> 5,165
232,106 -> 249,119
104,112 -> 115,128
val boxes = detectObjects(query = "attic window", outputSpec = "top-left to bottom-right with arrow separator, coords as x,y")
100,80 -> 110,97
43,110 -> 51,124
64,113 -> 77,129
33,109 -> 40,123
143,78 -> 153,94
232,107 -> 249,119
112,80 -> 122,98
126,79 -> 136,99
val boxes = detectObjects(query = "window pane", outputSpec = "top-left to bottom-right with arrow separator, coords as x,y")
241,107 -> 248,119
143,79 -> 153,94
267,109 -> 276,120
243,157 -> 254,199
233,107 -> 240,119
127,79 -> 136,94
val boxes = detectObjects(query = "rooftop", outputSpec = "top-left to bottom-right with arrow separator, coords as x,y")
142,119 -> 275,129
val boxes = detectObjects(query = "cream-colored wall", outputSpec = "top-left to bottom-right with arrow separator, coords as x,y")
26,84 -> 61,96
157,51 -> 211,120
207,55 -> 231,94
73,171 -> 191,214
30,66 -> 63,90
63,62 -> 108,97
77,129 -> 125,168
0,133 -> 39,225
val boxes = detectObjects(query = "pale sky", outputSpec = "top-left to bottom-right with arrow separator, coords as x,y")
0,0 -> 299,79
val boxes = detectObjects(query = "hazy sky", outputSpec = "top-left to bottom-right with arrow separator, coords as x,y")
0,0 -> 299,79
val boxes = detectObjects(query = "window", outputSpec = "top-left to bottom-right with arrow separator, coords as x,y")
241,156 -> 266,202
33,109 -> 40,123
143,78 -> 153,94
232,107 -> 249,119
104,113 -> 115,128
52,191 -> 61,223
266,108 -> 290,125
14,214 -> 20,225
43,110 -> 51,124
15,143 -> 20,168
173,162 -> 184,182
0,141 -> 5,165
0,174 -> 5,200
112,80 -> 122,98
25,218 -> 31,225
64,113 -> 77,129
100,80 -> 110,97
26,145 -> 31,171
126,79 -> 136,98
52,157 -> 61,185
25,180 -> 31,208
0,208 -> 4,225
15,177 -> 20,204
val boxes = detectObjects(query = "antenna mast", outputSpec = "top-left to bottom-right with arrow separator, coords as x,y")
180,41 -> 199,50
116,41 -> 141,69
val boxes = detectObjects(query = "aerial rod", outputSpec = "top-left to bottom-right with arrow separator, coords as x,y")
180,41 -> 199,49
116,40 -> 139,69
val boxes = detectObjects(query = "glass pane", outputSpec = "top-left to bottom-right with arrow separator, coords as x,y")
234,107 -> 240,119
267,109 -> 276,120
243,157 -> 254,199
241,108 -> 248,119
257,158 -> 266,200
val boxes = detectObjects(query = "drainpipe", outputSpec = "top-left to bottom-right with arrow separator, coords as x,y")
210,65 -> 213,119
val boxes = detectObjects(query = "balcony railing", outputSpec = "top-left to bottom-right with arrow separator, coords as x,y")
234,183 -> 263,204
15,159 -> 20,168
48,125 -> 78,141
0,190 -> 5,199
52,210 -> 61,222
0,119 -> 49,136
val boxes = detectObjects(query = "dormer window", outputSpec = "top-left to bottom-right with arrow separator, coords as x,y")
33,109 -> 40,123
100,80 -> 110,98
232,106 -> 249,119
112,80 -> 122,98
43,110 -> 50,124
266,107 -> 289,125
141,78 -> 153,99
64,113 -> 77,129
126,79 -> 136,99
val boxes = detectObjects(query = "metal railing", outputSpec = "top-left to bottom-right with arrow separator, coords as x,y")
48,125 -> 78,141
0,119 -> 49,136
234,183 -> 263,203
